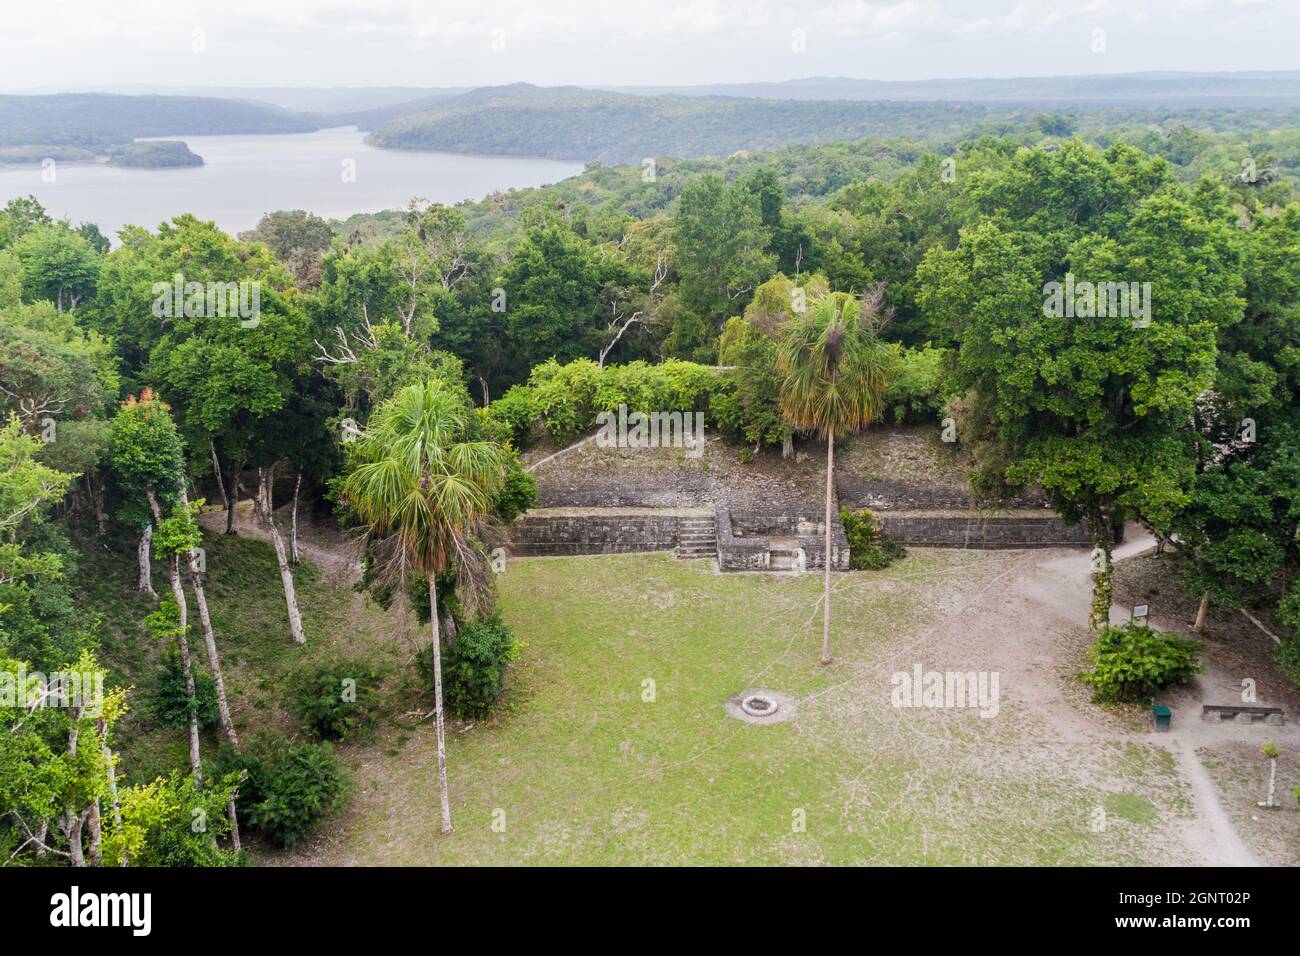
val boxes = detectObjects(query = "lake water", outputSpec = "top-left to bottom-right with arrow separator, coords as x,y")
0,127 -> 585,241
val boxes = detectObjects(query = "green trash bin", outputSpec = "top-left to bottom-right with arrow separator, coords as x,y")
1152,704 -> 1172,733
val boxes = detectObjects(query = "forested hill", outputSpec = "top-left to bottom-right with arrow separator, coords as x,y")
607,70 -> 1300,104
363,84 -> 1015,163
0,93 -> 321,148
362,82 -> 1300,164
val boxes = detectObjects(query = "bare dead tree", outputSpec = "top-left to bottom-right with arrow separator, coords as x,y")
598,251 -> 669,368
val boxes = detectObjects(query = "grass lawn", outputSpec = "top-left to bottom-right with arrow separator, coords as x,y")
285,550 -> 1191,866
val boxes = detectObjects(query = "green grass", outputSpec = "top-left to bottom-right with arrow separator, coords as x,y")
72,523 -> 410,786
73,526 -> 1195,865
286,551 -> 1194,866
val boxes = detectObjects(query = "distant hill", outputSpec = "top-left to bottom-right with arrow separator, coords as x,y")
605,70 -> 1300,105
7,85 -> 469,114
362,81 -> 1300,165
364,84 -> 1016,163
0,93 -> 321,148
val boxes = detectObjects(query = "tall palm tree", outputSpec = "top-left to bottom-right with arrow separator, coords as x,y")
777,291 -> 892,665
343,381 -> 508,835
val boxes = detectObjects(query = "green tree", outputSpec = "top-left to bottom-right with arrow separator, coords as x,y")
342,380 -> 508,834
11,225 -> 100,312
919,142 -> 1240,629
672,175 -> 776,322
777,292 -> 892,664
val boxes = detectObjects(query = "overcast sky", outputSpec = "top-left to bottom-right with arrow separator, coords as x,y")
2,0 -> 1295,90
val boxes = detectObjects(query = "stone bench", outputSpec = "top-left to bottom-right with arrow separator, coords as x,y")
1202,703 -> 1285,726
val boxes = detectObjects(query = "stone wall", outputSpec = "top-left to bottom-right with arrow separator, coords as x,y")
508,508 -> 692,557
875,511 -> 1092,549
716,507 -> 850,571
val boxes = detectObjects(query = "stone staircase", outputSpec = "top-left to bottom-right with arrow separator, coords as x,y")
675,513 -> 718,559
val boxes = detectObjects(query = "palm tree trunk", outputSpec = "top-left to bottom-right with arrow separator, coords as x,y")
821,431 -> 834,665
1194,591 -> 1209,631
428,571 -> 453,835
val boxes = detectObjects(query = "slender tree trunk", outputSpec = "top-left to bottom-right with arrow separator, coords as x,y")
97,717 -> 125,865
64,717 -> 86,866
429,572 -> 453,835
290,471 -> 302,565
260,475 -> 306,644
138,524 -> 157,599
90,474 -> 106,532
1266,757 -> 1277,807
821,431 -> 834,666
1088,506 -> 1114,632
63,812 -> 85,867
782,431 -> 794,460
225,458 -> 242,535
86,800 -> 102,866
178,488 -> 238,749
210,439 -> 229,512
146,491 -> 202,782
1194,591 -> 1209,631
255,466 -> 273,527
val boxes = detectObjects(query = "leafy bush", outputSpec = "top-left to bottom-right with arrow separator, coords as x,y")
1277,582 -> 1300,686
486,357 -> 738,449
838,507 -> 906,570
147,652 -> 221,730
217,734 -> 349,848
105,771 -> 242,867
417,615 -> 520,719
480,384 -> 537,448
883,344 -> 949,425
529,357 -> 601,443
713,317 -> 786,448
492,457 -> 538,523
287,657 -> 383,741
1080,623 -> 1203,703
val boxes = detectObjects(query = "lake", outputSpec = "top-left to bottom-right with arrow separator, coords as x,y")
0,127 -> 585,240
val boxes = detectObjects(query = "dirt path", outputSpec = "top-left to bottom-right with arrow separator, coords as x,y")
1002,525 -> 1266,865
198,500 -> 364,585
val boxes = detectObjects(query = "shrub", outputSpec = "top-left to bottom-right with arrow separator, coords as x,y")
1080,623 -> 1203,703
217,734 -> 349,848
147,652 -> 221,730
530,358 -> 601,443
838,507 -> 906,570
492,458 -> 538,523
417,615 -> 520,719
883,344 -> 949,425
105,771 -> 242,867
1277,636 -> 1300,688
287,657 -> 383,741
480,384 -> 537,448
